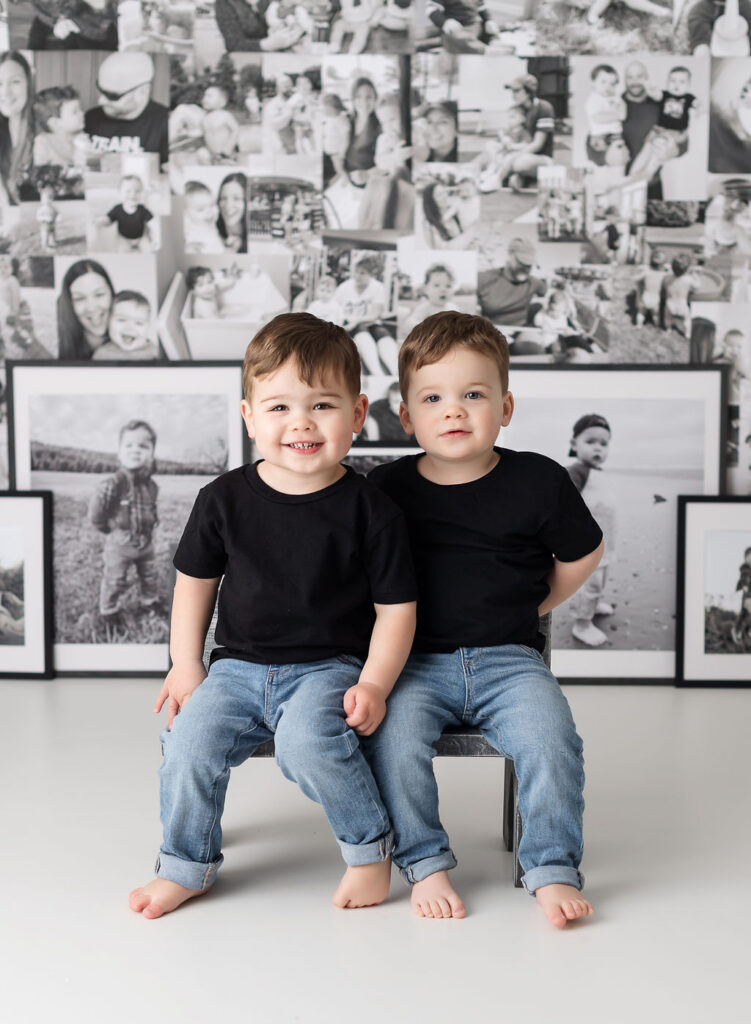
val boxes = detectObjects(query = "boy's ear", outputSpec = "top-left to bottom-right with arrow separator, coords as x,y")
501,390 -> 514,428
240,399 -> 255,438
399,400 -> 415,435
353,393 -> 368,434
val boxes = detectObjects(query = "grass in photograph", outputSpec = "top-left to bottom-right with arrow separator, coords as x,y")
34,472 -> 210,646
705,606 -> 751,654
535,0 -> 678,55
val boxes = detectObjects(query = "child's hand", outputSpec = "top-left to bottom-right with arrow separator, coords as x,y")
343,681 -> 387,736
154,660 -> 207,730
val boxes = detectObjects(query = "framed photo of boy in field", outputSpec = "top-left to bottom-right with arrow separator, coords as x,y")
0,491 -> 53,679
6,362 -> 244,676
501,364 -> 727,683
677,497 -> 751,688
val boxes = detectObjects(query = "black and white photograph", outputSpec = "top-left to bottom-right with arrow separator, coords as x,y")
54,253 -> 160,360
412,163 -> 484,250
7,361 -> 244,674
537,164 -> 586,241
502,365 -> 726,680
177,251 -> 291,360
9,1 -> 119,50
0,255 -> 55,359
312,241 -> 399,375
677,496 -> 751,685
247,153 -> 324,251
358,374 -> 412,445
396,247 -> 477,340
118,0 -> 197,56
0,489 -> 52,677
708,58 -> 751,175
320,54 -> 413,234
414,0 -> 536,56
571,55 -> 709,200
84,152 -> 167,253
535,0 -> 675,57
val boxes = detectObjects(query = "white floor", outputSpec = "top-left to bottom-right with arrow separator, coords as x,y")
1,679 -> 749,1024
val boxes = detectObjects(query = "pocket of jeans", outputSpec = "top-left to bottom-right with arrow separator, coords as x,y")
517,644 -> 545,662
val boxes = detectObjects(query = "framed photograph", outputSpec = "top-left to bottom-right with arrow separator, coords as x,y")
7,362 -> 245,676
677,497 -> 751,687
502,365 -> 727,683
0,491 -> 53,679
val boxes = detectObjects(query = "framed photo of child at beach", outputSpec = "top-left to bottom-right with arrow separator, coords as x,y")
0,490 -> 53,679
676,496 -> 751,687
6,361 -> 245,676
502,364 -> 727,683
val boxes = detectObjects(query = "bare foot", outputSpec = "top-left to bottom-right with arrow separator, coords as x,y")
535,884 -> 593,928
332,859 -> 391,909
412,870 -> 466,919
572,621 -> 608,647
128,878 -> 206,919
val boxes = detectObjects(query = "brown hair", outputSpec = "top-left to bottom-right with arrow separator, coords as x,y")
398,311 -> 510,397
243,312 -> 361,400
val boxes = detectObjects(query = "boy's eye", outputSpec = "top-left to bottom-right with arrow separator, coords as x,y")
270,404 -> 287,412
424,394 -> 440,403
314,402 -> 333,410
465,391 -> 483,400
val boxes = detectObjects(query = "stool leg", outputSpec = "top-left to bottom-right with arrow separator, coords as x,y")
512,763 -> 523,888
502,757 -> 514,852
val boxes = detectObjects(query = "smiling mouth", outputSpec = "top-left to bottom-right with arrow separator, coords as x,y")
285,442 -> 323,451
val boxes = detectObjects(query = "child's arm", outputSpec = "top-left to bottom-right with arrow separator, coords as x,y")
343,600 -> 416,736
538,540 -> 605,616
153,570 -> 221,729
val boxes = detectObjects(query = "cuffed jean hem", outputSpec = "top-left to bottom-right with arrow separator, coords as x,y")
521,865 -> 584,896
339,831 -> 394,867
155,852 -> 223,891
401,851 -> 458,886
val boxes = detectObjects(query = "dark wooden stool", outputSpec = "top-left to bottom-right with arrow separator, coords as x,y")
200,614 -> 552,889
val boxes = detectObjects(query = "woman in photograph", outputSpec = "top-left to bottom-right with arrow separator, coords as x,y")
709,65 -> 751,173
343,77 -> 382,185
0,50 -> 36,205
57,258 -> 115,359
420,181 -> 478,249
216,172 -> 248,253
413,101 -> 459,163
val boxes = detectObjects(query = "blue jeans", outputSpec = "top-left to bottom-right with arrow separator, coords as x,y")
156,656 -> 393,890
363,645 -> 585,895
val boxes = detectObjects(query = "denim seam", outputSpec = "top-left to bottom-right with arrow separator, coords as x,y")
199,717 -> 264,865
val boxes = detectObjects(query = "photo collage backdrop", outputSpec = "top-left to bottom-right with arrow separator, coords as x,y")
0,0 -> 749,670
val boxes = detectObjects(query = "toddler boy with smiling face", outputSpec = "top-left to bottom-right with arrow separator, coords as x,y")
129,312 -> 416,920
365,311 -> 604,927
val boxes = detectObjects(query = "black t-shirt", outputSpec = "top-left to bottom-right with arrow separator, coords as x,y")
85,100 -> 169,165
658,92 -> 695,133
622,93 -> 660,161
107,203 -> 153,239
369,448 -> 603,653
174,463 -> 416,665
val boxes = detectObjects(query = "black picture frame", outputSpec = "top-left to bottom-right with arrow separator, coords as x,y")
676,495 -> 751,688
6,360 -> 246,677
0,490 -> 53,679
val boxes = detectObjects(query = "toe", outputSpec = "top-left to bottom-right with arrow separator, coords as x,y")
142,901 -> 165,920
436,897 -> 452,918
413,900 -> 426,918
546,905 -> 567,928
128,889 -> 149,912
450,897 -> 467,919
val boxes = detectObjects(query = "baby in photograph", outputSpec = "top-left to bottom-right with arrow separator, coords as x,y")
402,263 -> 461,336
185,265 -> 242,319
661,254 -> 702,336
626,67 -> 698,185
36,186 -> 58,251
585,65 -> 627,168
88,418 -> 161,628
426,0 -> 501,53
329,0 -> 379,53
183,181 -> 225,254
475,108 -> 532,193
731,546 -> 751,646
92,291 -> 158,360
632,248 -> 667,326
566,413 -> 616,647
97,175 -> 156,253
306,275 -> 345,322
33,86 -> 87,168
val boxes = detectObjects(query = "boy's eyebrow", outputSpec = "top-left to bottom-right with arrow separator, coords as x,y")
259,390 -> 346,404
415,380 -> 492,395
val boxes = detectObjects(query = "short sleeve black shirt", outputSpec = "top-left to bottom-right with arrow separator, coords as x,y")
107,203 -> 153,239
85,100 -> 169,165
174,463 -> 416,665
658,92 -> 695,133
369,448 -> 602,653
